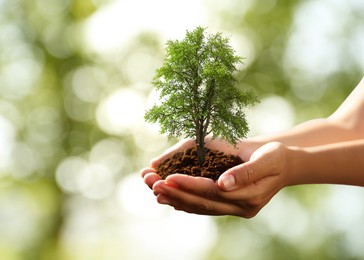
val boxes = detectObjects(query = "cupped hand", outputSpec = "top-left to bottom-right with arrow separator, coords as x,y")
141,137 -> 258,189
140,138 -> 197,189
141,138 -> 291,218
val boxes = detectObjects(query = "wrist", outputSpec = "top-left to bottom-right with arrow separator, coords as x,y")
285,146 -> 307,186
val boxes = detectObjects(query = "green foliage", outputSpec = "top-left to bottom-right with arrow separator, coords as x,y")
145,27 -> 258,163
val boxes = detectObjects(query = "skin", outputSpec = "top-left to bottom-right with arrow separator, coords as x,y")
141,77 -> 364,218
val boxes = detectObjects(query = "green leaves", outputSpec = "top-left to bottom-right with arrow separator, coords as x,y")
145,26 -> 258,162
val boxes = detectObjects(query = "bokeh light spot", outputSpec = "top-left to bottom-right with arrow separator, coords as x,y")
0,114 -> 15,171
125,48 -> 161,83
71,66 -> 106,103
96,88 -> 145,135
56,157 -> 88,194
56,154 -> 116,200
89,138 -> 127,175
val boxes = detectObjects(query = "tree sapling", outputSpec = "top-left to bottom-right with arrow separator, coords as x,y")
145,27 -> 258,179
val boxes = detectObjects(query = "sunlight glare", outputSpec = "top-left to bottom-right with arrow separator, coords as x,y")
84,0 -> 207,54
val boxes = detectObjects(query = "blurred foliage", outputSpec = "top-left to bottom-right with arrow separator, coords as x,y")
205,1 -> 364,259
0,0 -> 364,259
216,0 -> 363,121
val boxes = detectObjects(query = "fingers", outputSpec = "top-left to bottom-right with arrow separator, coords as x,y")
140,167 -> 156,178
164,173 -> 265,203
164,174 -> 219,198
150,139 -> 195,168
152,174 -> 265,217
144,173 -> 162,189
153,178 -> 247,216
140,168 -> 161,189
153,177 -> 280,218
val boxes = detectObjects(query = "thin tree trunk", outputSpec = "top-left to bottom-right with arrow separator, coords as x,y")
196,79 -> 215,165
196,120 -> 206,165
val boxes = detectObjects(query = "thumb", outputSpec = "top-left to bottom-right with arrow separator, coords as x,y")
218,142 -> 285,191
218,160 -> 265,191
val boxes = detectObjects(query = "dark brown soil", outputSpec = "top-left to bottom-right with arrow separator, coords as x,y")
156,147 -> 244,181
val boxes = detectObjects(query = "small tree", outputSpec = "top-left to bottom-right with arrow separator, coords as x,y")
145,27 -> 258,165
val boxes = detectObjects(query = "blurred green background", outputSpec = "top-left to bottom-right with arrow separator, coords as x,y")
1,0 -> 364,259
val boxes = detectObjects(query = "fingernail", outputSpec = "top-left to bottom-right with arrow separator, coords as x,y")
221,174 -> 236,191
158,197 -> 171,205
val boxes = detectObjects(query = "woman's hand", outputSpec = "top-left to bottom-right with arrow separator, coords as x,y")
141,137 -> 260,189
141,137 -> 257,188
141,138 -> 293,218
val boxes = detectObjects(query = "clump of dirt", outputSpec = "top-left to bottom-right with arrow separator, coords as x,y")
156,147 -> 244,181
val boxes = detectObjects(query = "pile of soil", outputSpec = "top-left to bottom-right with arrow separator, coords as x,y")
156,147 -> 244,181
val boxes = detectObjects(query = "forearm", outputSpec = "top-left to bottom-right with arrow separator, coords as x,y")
251,77 -> 364,147
250,118 -> 364,147
288,140 -> 364,187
